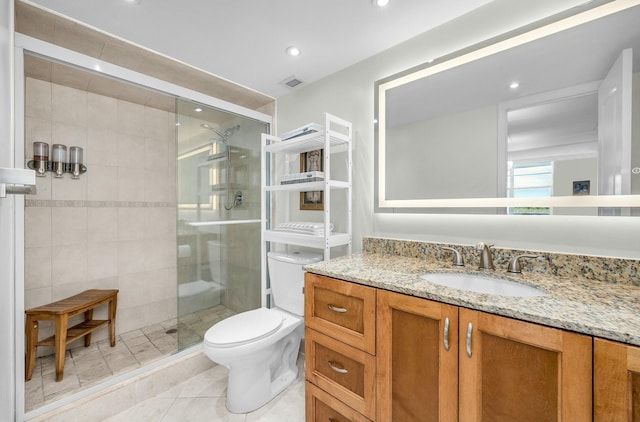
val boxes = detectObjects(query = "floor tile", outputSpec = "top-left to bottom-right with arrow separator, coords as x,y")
24,305 -> 227,413
103,397 -> 175,422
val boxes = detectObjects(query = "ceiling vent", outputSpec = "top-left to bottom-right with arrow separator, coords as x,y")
280,76 -> 304,89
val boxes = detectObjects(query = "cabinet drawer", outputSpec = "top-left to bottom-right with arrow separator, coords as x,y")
304,273 -> 376,353
306,381 -> 372,422
306,328 -> 376,419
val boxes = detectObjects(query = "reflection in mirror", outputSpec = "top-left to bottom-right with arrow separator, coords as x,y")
376,1 -> 640,214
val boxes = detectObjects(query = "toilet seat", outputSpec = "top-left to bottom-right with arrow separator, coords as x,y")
204,308 -> 283,348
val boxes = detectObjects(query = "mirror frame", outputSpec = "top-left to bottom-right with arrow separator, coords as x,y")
375,0 -> 640,213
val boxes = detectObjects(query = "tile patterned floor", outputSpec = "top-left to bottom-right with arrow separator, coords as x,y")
25,305 -> 236,412
104,354 -> 305,422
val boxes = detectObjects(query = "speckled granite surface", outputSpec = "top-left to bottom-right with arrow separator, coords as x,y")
304,237 -> 640,346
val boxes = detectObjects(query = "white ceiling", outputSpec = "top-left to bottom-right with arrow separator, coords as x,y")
26,0 -> 493,98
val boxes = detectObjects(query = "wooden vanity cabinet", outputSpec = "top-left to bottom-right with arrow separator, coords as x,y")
459,308 -> 592,422
304,273 -> 376,421
307,275 -> 594,422
594,338 -> 640,421
377,290 -> 592,422
377,289 -> 459,421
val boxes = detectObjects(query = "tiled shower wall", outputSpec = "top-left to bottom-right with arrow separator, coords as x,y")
24,77 -> 178,346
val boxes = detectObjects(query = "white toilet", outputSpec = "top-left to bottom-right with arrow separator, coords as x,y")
202,250 -> 322,413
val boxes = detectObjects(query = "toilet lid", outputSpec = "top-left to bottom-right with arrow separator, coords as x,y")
204,308 -> 283,347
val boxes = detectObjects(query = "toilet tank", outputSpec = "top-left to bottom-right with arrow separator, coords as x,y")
267,251 -> 322,316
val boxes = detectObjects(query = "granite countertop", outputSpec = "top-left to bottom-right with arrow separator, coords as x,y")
304,252 -> 640,347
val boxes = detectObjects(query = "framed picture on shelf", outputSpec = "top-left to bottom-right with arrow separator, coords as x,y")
572,180 -> 590,195
300,149 -> 323,210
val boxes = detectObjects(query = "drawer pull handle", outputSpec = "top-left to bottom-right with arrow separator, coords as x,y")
327,304 -> 347,313
443,317 -> 450,351
466,322 -> 473,358
328,360 -> 349,374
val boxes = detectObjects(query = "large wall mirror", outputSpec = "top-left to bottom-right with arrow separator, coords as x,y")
375,0 -> 640,215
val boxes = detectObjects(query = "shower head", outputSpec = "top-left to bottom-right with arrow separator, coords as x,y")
200,123 -> 240,142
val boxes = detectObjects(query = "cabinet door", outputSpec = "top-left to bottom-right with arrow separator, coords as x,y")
377,290 -> 459,422
594,338 -> 640,421
459,309 -> 592,422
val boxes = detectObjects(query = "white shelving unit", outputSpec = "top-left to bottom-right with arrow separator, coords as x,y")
260,113 -> 352,305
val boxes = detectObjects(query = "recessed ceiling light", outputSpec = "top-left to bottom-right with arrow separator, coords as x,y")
286,46 -> 301,57
124,0 -> 141,4
194,107 -> 203,112
373,0 -> 390,7
509,81 -> 520,89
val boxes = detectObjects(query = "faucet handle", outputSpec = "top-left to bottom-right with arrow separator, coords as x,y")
475,242 -> 494,251
442,247 -> 464,267
507,254 -> 539,274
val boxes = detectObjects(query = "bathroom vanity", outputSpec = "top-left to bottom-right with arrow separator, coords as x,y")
303,238 -> 640,421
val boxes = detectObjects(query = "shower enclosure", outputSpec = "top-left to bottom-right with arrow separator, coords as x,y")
175,99 -> 268,349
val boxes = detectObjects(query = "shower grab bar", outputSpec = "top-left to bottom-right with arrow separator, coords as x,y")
0,167 -> 36,198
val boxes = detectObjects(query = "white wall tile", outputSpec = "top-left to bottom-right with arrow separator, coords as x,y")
51,207 -> 87,246
87,92 -> 117,131
52,121 -> 87,151
144,207 -> 175,241
145,169 -> 176,202
144,238 -> 174,272
118,167 -> 145,202
117,133 -> 145,169
87,165 -> 119,201
26,78 -> 51,120
144,135 -> 169,170
118,240 -> 147,275
87,241 -> 119,280
25,207 -> 51,249
118,208 -> 147,241
24,286 -> 53,310
52,276 -> 119,303
51,176 -> 87,201
118,100 -> 145,137
24,247 -> 52,290
117,271 -> 148,308
88,207 -> 118,243
87,127 -> 118,167
52,84 -> 87,126
51,244 -> 88,286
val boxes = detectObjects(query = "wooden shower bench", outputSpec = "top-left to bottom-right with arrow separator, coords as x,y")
25,289 -> 118,382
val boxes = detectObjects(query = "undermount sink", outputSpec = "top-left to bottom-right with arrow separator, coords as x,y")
420,272 -> 546,297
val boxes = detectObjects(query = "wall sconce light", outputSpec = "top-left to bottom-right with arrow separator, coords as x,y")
27,142 -> 87,178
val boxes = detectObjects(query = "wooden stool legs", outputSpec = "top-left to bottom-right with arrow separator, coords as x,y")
25,316 -> 38,381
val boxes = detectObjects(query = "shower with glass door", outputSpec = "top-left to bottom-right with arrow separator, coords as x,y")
175,99 -> 268,350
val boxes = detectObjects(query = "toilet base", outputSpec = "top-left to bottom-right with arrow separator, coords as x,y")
225,325 -> 302,413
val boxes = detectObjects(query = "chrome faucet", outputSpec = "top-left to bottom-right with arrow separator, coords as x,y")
476,242 -> 494,270
507,254 -> 539,274
442,246 -> 464,267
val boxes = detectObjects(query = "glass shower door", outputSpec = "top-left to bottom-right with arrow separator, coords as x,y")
175,99 -> 268,350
